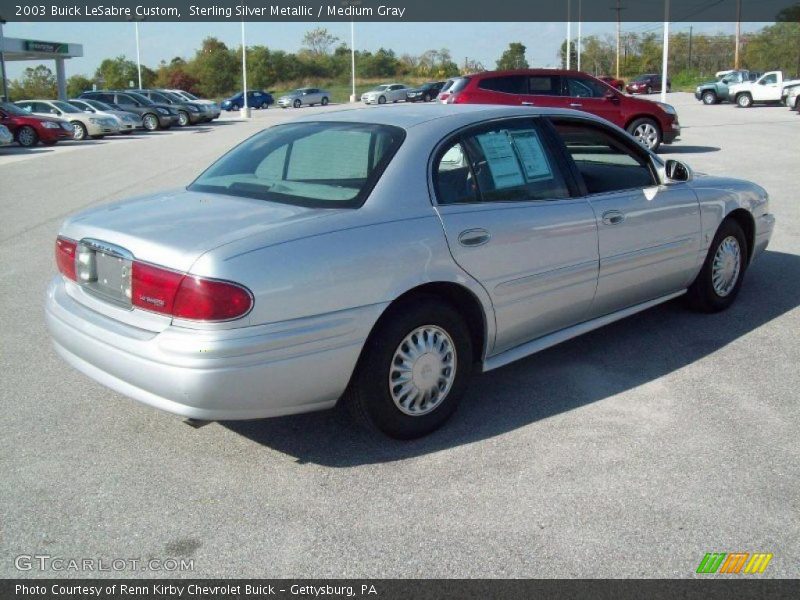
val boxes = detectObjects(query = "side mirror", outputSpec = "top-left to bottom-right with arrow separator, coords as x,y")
665,159 -> 692,183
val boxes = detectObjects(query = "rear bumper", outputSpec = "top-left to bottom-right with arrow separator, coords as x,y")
45,277 -> 381,421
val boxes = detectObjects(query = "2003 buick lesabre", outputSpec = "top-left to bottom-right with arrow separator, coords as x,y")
45,105 -> 774,438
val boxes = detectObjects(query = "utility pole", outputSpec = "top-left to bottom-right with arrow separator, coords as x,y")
566,0 -> 571,70
661,0 -> 669,104
577,0 -> 582,71
734,0 -> 741,69
613,0 -> 625,79
0,17 -> 8,102
688,26 -> 693,71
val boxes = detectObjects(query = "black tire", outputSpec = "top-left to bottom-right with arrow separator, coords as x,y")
231,103 -> 240,111
687,219 -> 748,313
423,93 -> 431,102
142,113 -> 159,131
646,85 -> 653,95
736,93 -> 753,108
16,125 -> 39,147
702,90 -> 718,105
344,296 -> 473,439
178,111 -> 189,127
71,121 -> 87,141
293,99 -> 301,108
626,117 -> 662,152
321,97 -> 329,105
378,95 -> 387,104
90,135 -> 104,140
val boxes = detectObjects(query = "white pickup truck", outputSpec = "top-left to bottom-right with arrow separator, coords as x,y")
729,71 -> 800,107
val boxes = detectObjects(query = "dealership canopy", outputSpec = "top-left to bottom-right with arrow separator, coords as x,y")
0,37 -> 83,100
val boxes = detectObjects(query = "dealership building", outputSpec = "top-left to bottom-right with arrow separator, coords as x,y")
0,36 -> 83,101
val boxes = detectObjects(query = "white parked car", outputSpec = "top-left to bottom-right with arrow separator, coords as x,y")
15,99 -> 120,140
782,83 -> 800,110
67,98 -> 139,134
729,71 -> 800,108
361,84 -> 410,105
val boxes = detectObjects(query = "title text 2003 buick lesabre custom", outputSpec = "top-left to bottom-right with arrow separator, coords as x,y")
45,105 -> 774,438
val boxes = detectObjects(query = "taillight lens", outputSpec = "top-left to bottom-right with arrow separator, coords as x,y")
131,261 -> 252,321
55,236 -> 77,281
174,276 -> 253,321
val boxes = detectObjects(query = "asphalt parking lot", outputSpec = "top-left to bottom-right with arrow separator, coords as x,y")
1,94 -> 798,578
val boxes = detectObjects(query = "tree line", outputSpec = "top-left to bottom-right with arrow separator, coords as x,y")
6,22 -> 799,101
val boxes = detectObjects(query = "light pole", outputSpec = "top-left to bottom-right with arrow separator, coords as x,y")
566,0 -> 571,70
577,0 -> 582,72
127,17 -> 145,88
241,18 -> 250,118
350,20 -> 356,103
0,17 -> 8,102
661,0 -> 670,104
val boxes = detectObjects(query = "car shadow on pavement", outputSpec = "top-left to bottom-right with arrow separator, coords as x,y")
659,145 -> 720,154
222,250 -> 800,467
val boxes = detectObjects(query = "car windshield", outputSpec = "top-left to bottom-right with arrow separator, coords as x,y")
180,91 -> 199,100
1,102 -> 30,116
86,100 -> 114,111
189,121 -> 405,209
126,92 -> 154,105
633,76 -> 651,82
373,85 -> 390,92
51,100 -> 82,114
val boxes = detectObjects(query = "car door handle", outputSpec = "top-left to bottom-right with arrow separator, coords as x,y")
569,103 -> 583,107
458,229 -> 491,247
601,210 -> 625,226
521,101 -> 534,106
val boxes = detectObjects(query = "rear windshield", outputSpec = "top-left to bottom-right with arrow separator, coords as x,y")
189,122 -> 405,209
448,77 -> 471,94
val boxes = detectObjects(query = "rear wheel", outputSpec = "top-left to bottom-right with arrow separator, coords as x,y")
737,93 -> 753,108
231,103 -> 240,111
71,121 -> 87,141
702,90 -> 718,105
344,297 -> 473,439
16,126 -> 39,147
321,97 -> 329,105
178,111 -> 189,126
646,85 -> 653,94
687,219 -> 747,313
627,117 -> 662,152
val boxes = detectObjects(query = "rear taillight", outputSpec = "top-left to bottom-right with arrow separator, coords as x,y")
55,236 -> 77,281
132,261 -> 253,321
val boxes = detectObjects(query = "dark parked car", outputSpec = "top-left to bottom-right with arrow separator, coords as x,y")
0,101 -> 73,146
406,81 -> 446,102
79,91 -> 179,131
221,90 -> 274,111
131,89 -> 211,126
694,70 -> 762,104
439,69 -> 680,151
626,74 -> 671,95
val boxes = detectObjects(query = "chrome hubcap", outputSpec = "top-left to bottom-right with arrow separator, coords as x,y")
73,123 -> 84,139
633,123 -> 658,149
144,115 -> 157,130
389,325 -> 457,416
179,113 -> 188,125
711,236 -> 742,297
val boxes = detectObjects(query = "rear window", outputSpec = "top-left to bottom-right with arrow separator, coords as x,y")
448,77 -> 471,94
189,122 -> 405,209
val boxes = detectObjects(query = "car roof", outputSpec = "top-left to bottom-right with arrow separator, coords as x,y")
290,103 -> 604,130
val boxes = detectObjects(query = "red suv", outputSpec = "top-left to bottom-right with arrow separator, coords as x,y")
0,102 -> 74,147
441,69 -> 680,151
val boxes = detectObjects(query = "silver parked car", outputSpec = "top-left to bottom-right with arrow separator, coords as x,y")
46,105 -> 774,438
361,83 -> 409,104
277,88 -> 331,108
16,99 -> 120,140
0,123 -> 13,146
68,98 -> 140,134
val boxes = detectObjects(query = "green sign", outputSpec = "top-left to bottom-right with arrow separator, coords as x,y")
24,40 -> 69,54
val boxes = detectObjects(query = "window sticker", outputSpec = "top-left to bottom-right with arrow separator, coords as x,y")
475,131 -> 525,189
509,129 -> 553,181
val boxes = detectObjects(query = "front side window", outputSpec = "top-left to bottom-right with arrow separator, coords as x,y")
760,74 -> 778,85
51,101 -> 81,114
564,77 -> 608,98
551,119 -> 656,194
190,122 -> 405,208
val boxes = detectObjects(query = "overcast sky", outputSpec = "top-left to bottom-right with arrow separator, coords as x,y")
3,21 -> 768,80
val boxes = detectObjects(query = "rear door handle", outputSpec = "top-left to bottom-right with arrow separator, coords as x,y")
458,228 -> 491,247
521,101 -> 534,106
602,210 -> 625,226
569,103 -> 583,107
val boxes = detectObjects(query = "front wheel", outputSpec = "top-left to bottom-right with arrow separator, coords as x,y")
646,85 -> 653,95
702,91 -> 718,105
687,219 -> 747,312
142,113 -> 159,131
231,103 -> 240,111
321,97 -> 329,105
16,126 -> 39,147
378,95 -> 387,104
344,297 -> 473,439
293,99 -> 301,108
178,111 -> 189,126
737,93 -> 753,108
627,117 -> 662,152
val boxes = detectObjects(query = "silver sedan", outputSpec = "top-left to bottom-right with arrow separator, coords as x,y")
277,88 -> 330,108
45,105 -> 774,439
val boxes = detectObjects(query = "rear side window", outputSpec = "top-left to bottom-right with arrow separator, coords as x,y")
550,119 -> 656,194
434,120 -> 570,204
529,76 -> 561,96
478,75 -> 527,94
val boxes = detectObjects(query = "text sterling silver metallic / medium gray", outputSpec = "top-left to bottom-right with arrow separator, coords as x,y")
45,104 -> 775,438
